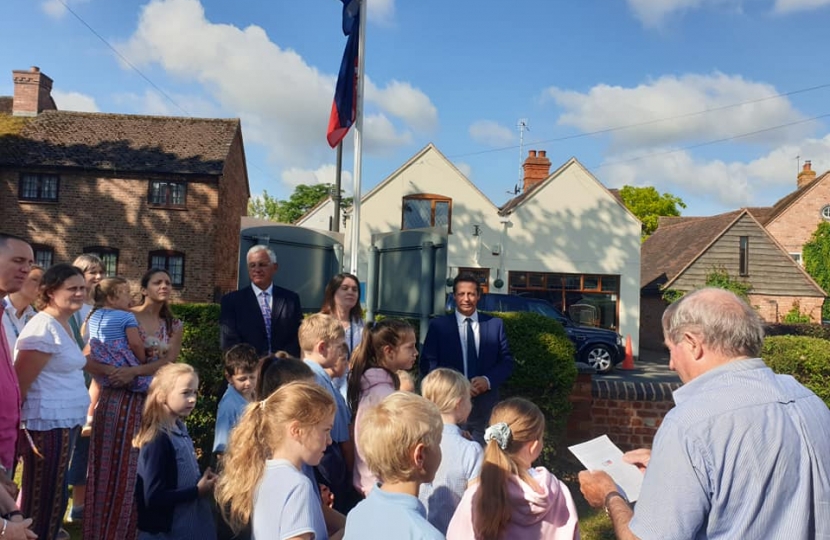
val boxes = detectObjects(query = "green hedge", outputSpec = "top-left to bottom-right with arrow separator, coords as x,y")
171,305 -> 577,469
763,335 -> 830,407
764,323 -> 830,341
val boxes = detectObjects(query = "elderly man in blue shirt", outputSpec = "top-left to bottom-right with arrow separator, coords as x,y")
579,287 -> 830,540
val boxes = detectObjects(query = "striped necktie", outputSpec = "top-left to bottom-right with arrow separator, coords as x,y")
259,291 -> 272,352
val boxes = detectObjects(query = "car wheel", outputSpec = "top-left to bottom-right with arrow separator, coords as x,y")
584,344 -> 614,373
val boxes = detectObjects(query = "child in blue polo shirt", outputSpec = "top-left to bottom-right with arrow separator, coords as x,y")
344,392 -> 445,540
212,344 -> 259,456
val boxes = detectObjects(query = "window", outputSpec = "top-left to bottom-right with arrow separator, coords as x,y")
791,252 -> 803,266
739,236 -> 749,276
83,246 -> 119,276
19,173 -> 59,202
149,250 -> 185,287
822,205 -> 830,221
31,244 -> 53,268
402,194 -> 452,232
148,181 -> 187,208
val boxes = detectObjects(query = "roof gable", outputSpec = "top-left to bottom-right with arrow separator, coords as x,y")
499,157 -> 640,225
763,171 -> 830,226
0,110 -> 241,176
360,143 -> 497,210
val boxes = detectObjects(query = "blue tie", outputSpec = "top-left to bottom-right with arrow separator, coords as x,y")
465,317 -> 478,378
259,291 -> 272,352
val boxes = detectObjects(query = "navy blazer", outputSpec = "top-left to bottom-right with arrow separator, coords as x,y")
420,312 -> 514,424
219,284 -> 302,357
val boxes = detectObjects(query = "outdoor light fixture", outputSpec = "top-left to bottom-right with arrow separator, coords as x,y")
472,225 -> 481,236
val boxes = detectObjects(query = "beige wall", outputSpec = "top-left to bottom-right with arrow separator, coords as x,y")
501,161 -> 642,354
766,177 -> 830,254
295,198 -> 336,232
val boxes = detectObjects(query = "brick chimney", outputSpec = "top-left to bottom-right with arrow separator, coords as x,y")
797,160 -> 817,189
522,149 -> 551,192
12,66 -> 56,117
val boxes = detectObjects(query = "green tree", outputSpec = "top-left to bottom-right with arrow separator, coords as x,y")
802,221 -> 830,320
247,184 -> 353,223
619,185 -> 687,239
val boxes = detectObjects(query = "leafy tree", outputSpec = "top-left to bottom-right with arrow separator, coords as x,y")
802,221 -> 830,320
247,184 -> 353,223
619,185 -> 687,240
661,266 -> 751,303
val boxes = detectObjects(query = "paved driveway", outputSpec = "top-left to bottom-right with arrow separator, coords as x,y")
600,348 -> 681,384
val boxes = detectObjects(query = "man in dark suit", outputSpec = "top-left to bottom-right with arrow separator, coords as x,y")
420,273 -> 514,443
220,245 -> 302,357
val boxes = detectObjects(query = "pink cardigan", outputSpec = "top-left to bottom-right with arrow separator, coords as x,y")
352,368 -> 396,494
446,466 -> 580,540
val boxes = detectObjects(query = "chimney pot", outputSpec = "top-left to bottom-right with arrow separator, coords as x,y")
529,150 -> 537,157
797,159 -> 817,189
804,160 -> 812,171
31,66 -> 40,73
539,150 -> 546,158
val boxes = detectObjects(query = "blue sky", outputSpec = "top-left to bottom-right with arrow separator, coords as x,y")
2,0 -> 829,216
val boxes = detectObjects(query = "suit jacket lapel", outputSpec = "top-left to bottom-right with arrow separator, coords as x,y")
449,314 -> 464,364
246,286 -> 268,335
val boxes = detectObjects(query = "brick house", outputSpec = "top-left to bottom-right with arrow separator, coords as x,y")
640,209 -> 825,350
0,66 -> 249,302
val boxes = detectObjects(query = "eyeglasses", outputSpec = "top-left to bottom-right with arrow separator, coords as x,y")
248,263 -> 273,269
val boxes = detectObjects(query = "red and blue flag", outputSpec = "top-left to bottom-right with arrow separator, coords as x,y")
326,0 -> 360,148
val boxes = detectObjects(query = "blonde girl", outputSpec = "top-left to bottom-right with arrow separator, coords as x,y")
446,397 -> 579,540
215,381 -> 338,540
418,368 -> 483,534
134,364 -> 217,540
346,319 -> 418,494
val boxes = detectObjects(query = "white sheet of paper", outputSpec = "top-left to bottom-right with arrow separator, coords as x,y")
568,435 -> 643,502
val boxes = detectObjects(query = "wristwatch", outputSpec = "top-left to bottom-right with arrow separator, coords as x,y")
604,491 -> 629,516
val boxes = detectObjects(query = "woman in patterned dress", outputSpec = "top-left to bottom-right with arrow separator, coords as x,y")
83,269 -> 182,540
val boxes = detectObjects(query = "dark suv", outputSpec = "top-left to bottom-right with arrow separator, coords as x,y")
447,293 -> 625,373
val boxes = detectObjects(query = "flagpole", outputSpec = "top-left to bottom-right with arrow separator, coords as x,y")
349,0 -> 366,275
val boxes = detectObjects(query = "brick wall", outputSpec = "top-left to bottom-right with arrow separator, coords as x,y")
748,293 -> 823,323
766,177 -> 830,254
0,169 -> 222,302
567,376 -> 679,451
639,294 -> 668,351
213,128 -> 249,298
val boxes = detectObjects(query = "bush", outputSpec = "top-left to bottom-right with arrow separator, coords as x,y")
763,335 -> 830,407
496,312 -> 577,466
764,323 -> 830,340
170,303 -> 224,468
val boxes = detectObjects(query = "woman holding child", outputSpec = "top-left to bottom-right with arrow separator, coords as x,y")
84,268 -> 183,540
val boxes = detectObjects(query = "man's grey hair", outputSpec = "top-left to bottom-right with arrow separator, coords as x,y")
247,245 -> 277,264
662,288 -> 764,358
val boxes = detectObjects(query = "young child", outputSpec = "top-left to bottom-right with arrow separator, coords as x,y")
324,343 -> 350,388
300,314 -> 356,513
419,368 -> 483,534
347,319 -> 418,494
212,344 -> 259,455
446,397 -> 580,540
343,392 -> 444,540
215,381 -> 339,540
86,277 -> 148,390
134,363 -> 217,540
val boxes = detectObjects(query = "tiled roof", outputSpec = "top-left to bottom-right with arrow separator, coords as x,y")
641,210 -> 743,291
0,110 -> 240,176
499,181 -> 540,214
760,172 -> 829,225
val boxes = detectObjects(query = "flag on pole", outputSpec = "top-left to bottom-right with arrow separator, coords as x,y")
327,0 -> 360,148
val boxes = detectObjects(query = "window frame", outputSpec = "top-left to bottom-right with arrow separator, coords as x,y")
739,236 -> 750,277
821,205 -> 830,221
18,173 -> 60,203
31,243 -> 54,268
148,250 -> 185,288
83,246 -> 120,276
401,194 -> 453,233
147,180 -> 187,209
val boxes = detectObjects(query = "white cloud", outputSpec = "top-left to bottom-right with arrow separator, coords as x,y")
113,89 -> 224,118
773,0 -> 830,12
119,0 -> 433,171
468,120 -> 515,148
545,72 -> 810,152
41,0 -> 89,19
368,0 -> 395,25
281,164 -> 353,194
627,0 -> 710,27
455,161 -> 473,179
52,90 -> 99,112
599,134 -> 830,208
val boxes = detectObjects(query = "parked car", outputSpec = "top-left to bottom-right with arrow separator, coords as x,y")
446,293 -> 625,373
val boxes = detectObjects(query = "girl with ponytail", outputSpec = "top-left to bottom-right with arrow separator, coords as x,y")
215,381 -> 339,540
346,319 -> 418,495
446,397 -> 580,540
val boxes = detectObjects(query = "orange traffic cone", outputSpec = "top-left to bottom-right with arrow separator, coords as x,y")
619,335 -> 635,370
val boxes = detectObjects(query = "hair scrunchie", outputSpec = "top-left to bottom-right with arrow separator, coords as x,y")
484,422 -> 512,450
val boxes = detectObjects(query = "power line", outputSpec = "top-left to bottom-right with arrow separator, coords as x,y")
448,81 -> 830,160
56,0 -> 191,117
